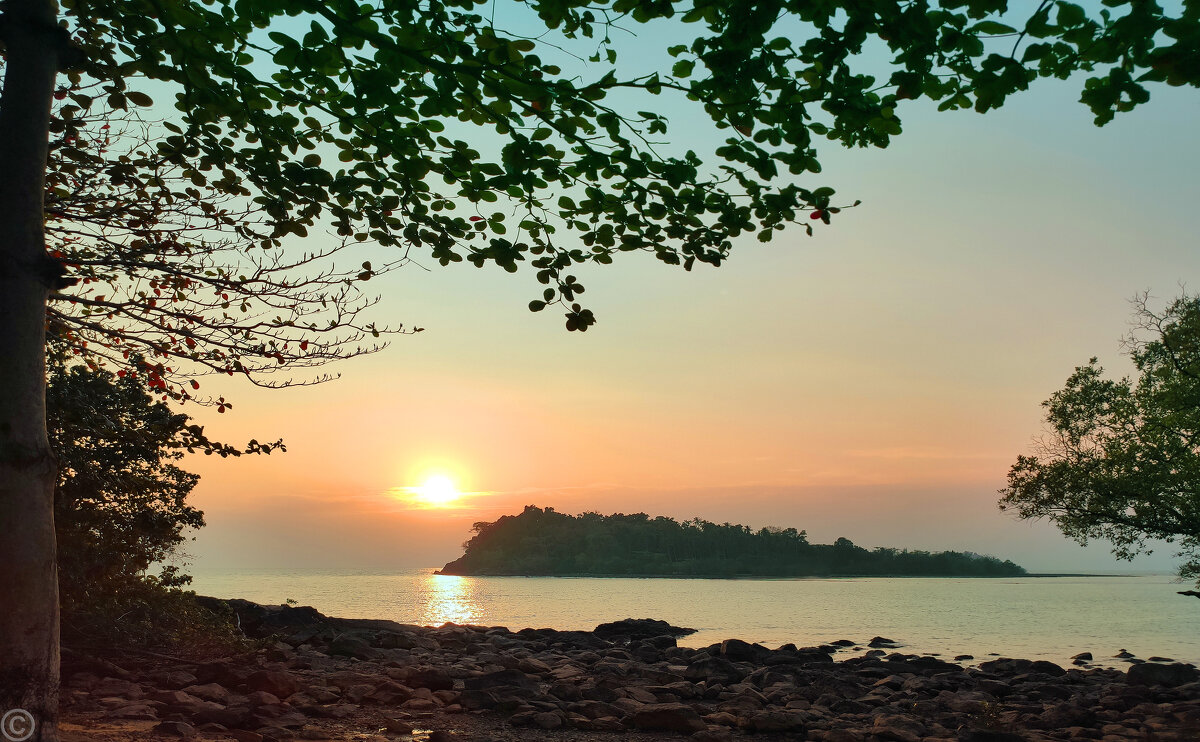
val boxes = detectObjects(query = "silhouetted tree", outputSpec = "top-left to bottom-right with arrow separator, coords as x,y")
1001,294 -> 1200,588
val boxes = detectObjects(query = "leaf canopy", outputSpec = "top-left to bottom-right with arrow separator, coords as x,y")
53,0 -> 1197,339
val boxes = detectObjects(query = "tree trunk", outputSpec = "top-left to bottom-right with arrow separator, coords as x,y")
0,1 -> 63,740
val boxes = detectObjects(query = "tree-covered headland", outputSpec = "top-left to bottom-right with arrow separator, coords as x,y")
439,506 -> 1026,577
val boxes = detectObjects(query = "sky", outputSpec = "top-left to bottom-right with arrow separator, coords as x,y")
178,16 -> 1199,578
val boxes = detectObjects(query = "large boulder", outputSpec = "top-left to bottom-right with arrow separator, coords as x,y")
720,638 -> 768,663
1127,662 -> 1199,687
593,618 -> 696,641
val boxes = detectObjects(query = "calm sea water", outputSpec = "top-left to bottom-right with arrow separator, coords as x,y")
188,570 -> 1200,669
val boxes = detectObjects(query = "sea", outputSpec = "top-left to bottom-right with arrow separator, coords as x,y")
187,569 -> 1200,669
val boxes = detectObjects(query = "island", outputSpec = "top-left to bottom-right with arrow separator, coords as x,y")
438,505 -> 1026,577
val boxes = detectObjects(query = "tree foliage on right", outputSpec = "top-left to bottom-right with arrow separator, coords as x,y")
1001,295 -> 1200,587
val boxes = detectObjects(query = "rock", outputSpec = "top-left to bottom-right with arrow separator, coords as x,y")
508,710 -> 536,727
245,670 -> 304,698
182,683 -> 234,704
367,680 -> 413,705
957,731 -> 1026,742
157,671 -> 199,689
191,704 -> 252,728
1127,662 -> 1199,687
107,703 -> 157,720
739,710 -> 807,733
720,638 -> 766,663
977,658 -> 1032,676
1028,660 -> 1066,676
92,678 -> 144,699
382,718 -> 413,734
328,633 -> 378,660
593,618 -> 697,640
955,654 -> 975,661
1072,652 -> 1093,661
532,711 -> 564,729
245,691 -> 282,707
829,639 -> 856,647
518,657 -> 552,674
692,727 -> 734,742
684,656 -> 745,684
872,714 -> 925,742
629,702 -> 707,733
463,668 -> 538,690
399,666 -> 454,691
149,690 -> 203,707
226,731 -> 264,742
869,636 -> 899,648
1037,702 -> 1096,729
588,715 -> 624,731
817,731 -> 863,742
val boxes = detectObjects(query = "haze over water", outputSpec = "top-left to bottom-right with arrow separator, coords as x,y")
190,570 -> 1200,669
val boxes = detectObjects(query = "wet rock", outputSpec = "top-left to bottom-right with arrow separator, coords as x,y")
630,702 -> 707,733
720,638 -> 767,663
1028,660 -> 1067,677
1127,662 -> 1199,687
1072,652 -> 1093,661
869,636 -> 899,648
978,658 -> 1033,676
594,618 -> 697,640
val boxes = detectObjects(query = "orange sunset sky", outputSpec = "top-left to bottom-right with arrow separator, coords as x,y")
178,67 -> 1198,577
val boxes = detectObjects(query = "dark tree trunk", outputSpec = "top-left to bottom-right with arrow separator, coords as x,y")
0,0 -> 63,740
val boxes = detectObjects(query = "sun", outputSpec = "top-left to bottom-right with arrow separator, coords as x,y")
413,474 -> 461,507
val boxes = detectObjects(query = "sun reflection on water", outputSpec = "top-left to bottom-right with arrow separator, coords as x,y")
419,574 -> 482,626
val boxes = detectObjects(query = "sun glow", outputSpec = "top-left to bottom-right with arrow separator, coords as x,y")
413,474 -> 461,507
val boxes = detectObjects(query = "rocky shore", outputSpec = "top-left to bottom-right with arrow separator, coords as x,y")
60,599 -> 1200,741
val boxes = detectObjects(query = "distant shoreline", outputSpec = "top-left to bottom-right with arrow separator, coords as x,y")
433,570 -> 1120,579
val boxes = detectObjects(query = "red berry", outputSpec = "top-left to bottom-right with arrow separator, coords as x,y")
54,91 -> 67,100
469,216 -> 484,222
810,210 -> 823,220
